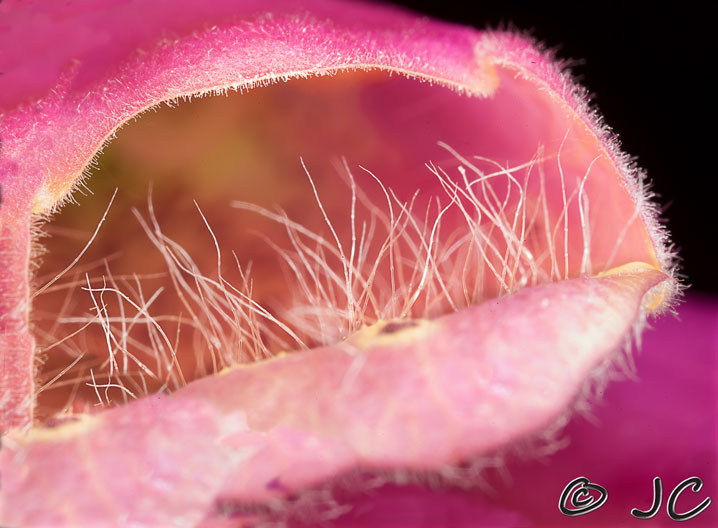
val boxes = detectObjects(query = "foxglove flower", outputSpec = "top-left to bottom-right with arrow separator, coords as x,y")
0,1 -> 690,526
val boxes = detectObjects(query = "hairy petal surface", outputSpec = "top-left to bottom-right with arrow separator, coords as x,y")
0,0 -> 673,430
0,267 -> 666,525
323,296 -> 717,528
0,1 -> 682,526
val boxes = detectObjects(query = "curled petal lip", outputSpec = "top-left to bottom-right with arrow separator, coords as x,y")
0,0 -> 685,526
0,268 -> 668,525
321,295 -> 717,528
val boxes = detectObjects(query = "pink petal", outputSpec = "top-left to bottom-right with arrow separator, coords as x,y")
472,293 -> 717,527
1,269 -> 667,525
294,294 -> 718,528
0,1 -> 683,526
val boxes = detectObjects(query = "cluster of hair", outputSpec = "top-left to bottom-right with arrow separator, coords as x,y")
32,142 -> 639,414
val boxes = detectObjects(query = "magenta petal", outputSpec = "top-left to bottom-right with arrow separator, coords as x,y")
0,1 -> 687,526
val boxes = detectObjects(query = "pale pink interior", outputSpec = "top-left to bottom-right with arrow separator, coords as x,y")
32,68 -> 658,418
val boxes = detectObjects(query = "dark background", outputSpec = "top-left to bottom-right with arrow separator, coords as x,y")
390,1 -> 717,294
